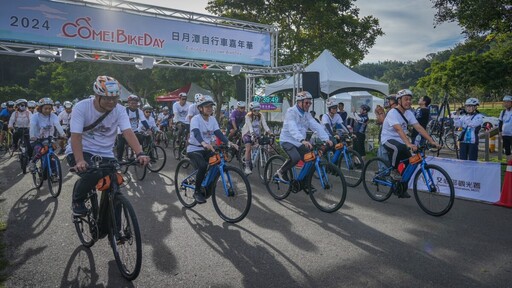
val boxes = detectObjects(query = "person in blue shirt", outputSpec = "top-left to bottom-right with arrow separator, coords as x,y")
0,101 -> 15,147
351,104 -> 370,160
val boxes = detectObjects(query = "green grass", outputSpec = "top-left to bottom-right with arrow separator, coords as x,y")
0,221 -> 7,287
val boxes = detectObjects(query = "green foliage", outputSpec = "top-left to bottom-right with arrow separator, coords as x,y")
206,0 -> 384,66
0,85 -> 31,103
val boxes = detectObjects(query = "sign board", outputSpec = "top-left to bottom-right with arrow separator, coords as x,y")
0,0 -> 272,66
351,95 -> 373,112
253,95 -> 282,112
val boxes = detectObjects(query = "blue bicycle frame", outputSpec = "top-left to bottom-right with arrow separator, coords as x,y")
38,137 -> 60,178
276,148 -> 331,189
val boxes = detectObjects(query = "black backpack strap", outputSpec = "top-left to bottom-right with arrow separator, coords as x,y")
394,108 -> 409,125
83,110 -> 112,132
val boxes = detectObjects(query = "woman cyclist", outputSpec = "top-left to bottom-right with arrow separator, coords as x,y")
321,99 -> 350,141
454,98 -> 483,161
187,95 -> 238,204
240,101 -> 273,175
27,98 -> 66,172
8,99 -> 32,151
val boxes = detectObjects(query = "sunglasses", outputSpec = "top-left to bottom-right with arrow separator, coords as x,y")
19,105 -> 26,107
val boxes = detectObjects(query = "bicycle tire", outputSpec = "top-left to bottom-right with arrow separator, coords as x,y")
308,161 -> 347,213
173,140 -> 185,160
337,148 -> 364,187
73,185 -> 98,248
122,147 -> 132,174
47,154 -> 62,198
132,162 -> 147,181
237,146 -> 247,170
32,160 -> 44,189
212,166 -> 252,223
109,194 -> 142,280
147,145 -> 166,172
174,159 -> 198,208
20,152 -> 28,174
263,155 -> 292,200
413,164 -> 455,216
256,147 -> 270,182
362,157 -> 394,202
443,132 -> 457,151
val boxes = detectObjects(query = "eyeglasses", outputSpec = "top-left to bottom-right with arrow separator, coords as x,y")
101,96 -> 119,103
303,101 -> 312,105
144,111 -> 152,114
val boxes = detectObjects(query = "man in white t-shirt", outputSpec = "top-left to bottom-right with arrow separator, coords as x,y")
173,92 -> 191,140
116,94 -> 147,160
381,89 -> 439,197
66,76 -> 149,216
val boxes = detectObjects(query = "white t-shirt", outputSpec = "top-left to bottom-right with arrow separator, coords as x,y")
65,99 -> 131,158
173,101 -> 191,124
126,108 -> 145,132
500,109 -> 512,136
8,110 -> 31,128
139,116 -> 158,132
381,108 -> 418,144
321,113 -> 344,135
187,114 -> 220,153
58,110 -> 72,127
30,112 -> 65,140
187,103 -> 199,120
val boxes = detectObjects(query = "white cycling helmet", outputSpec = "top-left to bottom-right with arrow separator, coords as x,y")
465,98 -> 480,106
39,97 -> 54,106
194,93 -> 203,103
326,99 -> 337,109
63,101 -> 73,108
503,95 -> 512,102
396,89 -> 413,99
15,99 -> 28,106
127,94 -> 139,102
93,76 -> 120,97
27,100 -> 37,108
179,92 -> 187,99
1,103 -> 5,109
237,101 -> 246,108
296,91 -> 313,101
197,95 -> 215,107
162,106 -> 169,111
6,101 -> 15,107
249,101 -> 261,111
142,104 -> 153,111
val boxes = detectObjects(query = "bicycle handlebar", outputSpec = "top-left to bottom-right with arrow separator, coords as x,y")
69,158 -> 138,173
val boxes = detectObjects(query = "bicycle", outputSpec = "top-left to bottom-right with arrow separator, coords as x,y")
362,144 -> 455,216
12,128 -> 30,174
174,145 -> 252,223
70,157 -> 142,280
263,142 -> 347,213
238,134 -> 278,181
143,133 -> 167,173
31,136 -> 63,198
325,134 -> 364,187
173,123 -> 189,160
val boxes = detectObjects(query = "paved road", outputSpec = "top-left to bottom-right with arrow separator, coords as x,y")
0,151 -> 511,287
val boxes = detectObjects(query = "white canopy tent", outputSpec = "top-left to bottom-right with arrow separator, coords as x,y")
265,49 -> 389,97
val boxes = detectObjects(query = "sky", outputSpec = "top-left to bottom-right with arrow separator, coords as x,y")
135,0 -> 464,64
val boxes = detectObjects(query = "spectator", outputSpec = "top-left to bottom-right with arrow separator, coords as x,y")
411,95 -> 431,146
310,110 -> 320,123
337,102 -> 348,124
499,95 -> 512,162
352,104 -> 370,160
454,98 -> 483,161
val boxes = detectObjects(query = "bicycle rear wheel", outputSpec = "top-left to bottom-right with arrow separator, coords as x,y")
147,145 -> 166,172
337,148 -> 363,187
174,159 -> 197,208
173,140 -> 185,160
19,149 -> 29,174
308,161 -> 347,213
32,160 -> 44,189
413,164 -> 455,216
212,166 -> 252,223
362,158 -> 394,202
48,154 -> 62,198
256,147 -> 270,182
73,185 -> 98,248
109,194 -> 142,281
264,155 -> 292,200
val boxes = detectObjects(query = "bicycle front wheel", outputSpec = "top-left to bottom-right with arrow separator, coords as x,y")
73,186 -> 98,248
109,194 -> 142,281
174,159 -> 197,208
32,160 -> 44,189
256,148 -> 270,182
338,148 -> 363,187
362,158 -> 394,202
308,161 -> 347,213
48,154 -> 62,198
264,155 -> 291,200
212,166 -> 252,223
147,145 -> 166,172
413,164 -> 455,216
132,162 -> 147,181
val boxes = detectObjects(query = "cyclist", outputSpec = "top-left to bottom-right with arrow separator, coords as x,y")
187,95 -> 238,204
0,101 -> 15,147
187,93 -> 202,122
66,76 -> 149,215
227,101 -> 247,140
140,104 -> 158,149
8,99 -> 31,151
173,92 -> 191,141
453,97 -> 483,161
275,91 -> 333,181
322,99 -> 350,141
241,101 -> 273,175
54,100 -> 64,115
116,94 -> 147,160
27,100 -> 37,114
499,95 -> 512,162
57,101 -> 73,154
381,89 -> 439,197
351,104 -> 370,160
27,98 -> 66,172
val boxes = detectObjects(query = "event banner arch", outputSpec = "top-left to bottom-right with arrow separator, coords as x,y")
0,0 -> 272,66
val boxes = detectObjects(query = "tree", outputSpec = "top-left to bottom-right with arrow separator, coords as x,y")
206,0 -> 383,66
431,0 -> 512,37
